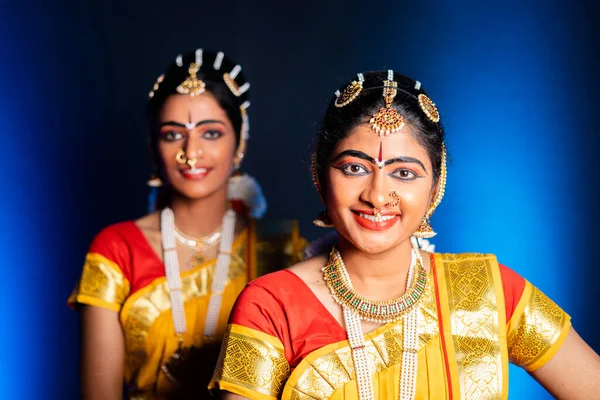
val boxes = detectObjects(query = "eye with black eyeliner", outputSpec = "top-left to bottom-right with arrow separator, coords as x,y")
160,130 -> 186,142
389,168 -> 421,181
202,130 -> 224,140
332,162 -> 372,177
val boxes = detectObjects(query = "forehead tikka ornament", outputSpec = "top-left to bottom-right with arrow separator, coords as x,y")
176,62 -> 206,97
370,69 -> 405,136
334,73 -> 364,108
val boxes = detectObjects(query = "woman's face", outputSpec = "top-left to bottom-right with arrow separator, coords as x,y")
157,93 -> 237,200
325,124 -> 436,254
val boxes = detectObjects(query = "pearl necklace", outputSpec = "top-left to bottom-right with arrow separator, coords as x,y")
324,243 -> 424,400
160,207 -> 237,341
173,226 -> 222,250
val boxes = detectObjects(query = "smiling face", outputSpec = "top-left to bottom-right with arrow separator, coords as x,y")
325,123 -> 437,254
157,92 -> 238,200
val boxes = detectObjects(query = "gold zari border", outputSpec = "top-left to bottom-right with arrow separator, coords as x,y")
68,252 -> 130,311
438,253 -> 506,400
507,283 -> 570,371
210,324 -> 290,399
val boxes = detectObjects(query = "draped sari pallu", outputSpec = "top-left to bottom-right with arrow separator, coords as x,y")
210,253 -> 570,399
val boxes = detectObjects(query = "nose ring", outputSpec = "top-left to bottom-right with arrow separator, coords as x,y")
373,207 -> 383,223
175,149 -> 187,164
388,191 -> 400,207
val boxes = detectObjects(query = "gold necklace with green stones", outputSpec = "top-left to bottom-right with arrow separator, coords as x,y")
322,246 -> 428,323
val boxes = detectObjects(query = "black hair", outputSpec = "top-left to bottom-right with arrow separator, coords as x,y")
313,71 -> 445,200
146,50 -> 250,209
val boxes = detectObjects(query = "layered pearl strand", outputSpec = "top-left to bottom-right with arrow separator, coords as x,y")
324,242 -> 425,400
160,207 -> 237,341
173,226 -> 221,251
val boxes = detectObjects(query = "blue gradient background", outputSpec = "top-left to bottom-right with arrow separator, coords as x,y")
1,1 -> 598,398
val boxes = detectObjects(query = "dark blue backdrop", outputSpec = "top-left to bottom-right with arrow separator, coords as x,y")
1,1 -> 598,398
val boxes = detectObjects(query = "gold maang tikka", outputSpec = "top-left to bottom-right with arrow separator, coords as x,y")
176,62 -> 206,96
334,73 -> 365,108
370,70 -> 405,136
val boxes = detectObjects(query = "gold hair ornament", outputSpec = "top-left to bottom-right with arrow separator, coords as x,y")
370,70 -> 405,136
176,63 -> 206,96
223,65 -> 250,97
334,73 -> 364,108
148,74 -> 165,99
418,93 -> 440,123
413,144 -> 447,238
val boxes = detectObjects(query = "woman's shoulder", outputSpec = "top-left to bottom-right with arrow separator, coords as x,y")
242,256 -> 326,301
89,220 -> 139,252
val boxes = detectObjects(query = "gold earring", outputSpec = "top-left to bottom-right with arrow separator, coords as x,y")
413,216 -> 436,238
175,149 -> 187,164
147,173 -> 163,187
313,210 -> 334,228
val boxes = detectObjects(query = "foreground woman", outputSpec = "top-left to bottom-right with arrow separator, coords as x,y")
210,70 -> 600,399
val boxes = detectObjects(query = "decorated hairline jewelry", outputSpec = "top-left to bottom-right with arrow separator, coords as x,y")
335,73 -> 364,108
414,143 -> 447,238
148,74 -> 165,99
176,62 -> 206,97
370,69 -> 405,136
233,105 -> 249,169
223,64 -> 250,98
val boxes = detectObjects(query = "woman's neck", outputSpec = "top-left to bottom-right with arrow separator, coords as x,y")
337,236 -> 414,292
169,186 -> 229,237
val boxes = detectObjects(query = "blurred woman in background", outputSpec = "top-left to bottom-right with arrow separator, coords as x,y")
69,49 -> 305,399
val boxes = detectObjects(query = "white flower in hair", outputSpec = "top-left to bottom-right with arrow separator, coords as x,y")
227,174 -> 267,219
411,236 -> 435,253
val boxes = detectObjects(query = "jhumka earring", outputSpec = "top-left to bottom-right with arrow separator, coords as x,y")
413,144 -> 447,238
370,70 -> 405,136
147,173 -> 163,187
313,210 -> 334,228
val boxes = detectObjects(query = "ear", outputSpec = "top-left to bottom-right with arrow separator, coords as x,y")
428,180 -> 440,209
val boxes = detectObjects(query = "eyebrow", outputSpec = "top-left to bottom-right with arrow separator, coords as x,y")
332,150 -> 428,173
384,156 -> 428,173
159,119 -> 225,128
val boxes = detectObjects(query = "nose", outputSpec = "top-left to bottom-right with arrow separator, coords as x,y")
183,135 -> 204,161
360,172 -> 388,209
